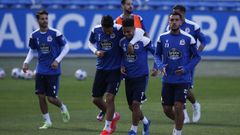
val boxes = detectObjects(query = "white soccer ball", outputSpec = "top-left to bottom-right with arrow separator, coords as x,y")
0,68 -> 6,78
20,70 -> 34,80
75,69 -> 87,80
11,67 -> 21,79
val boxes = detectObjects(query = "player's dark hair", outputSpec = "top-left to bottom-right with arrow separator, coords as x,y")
173,5 -> 186,13
122,18 -> 134,27
36,9 -> 48,19
121,0 -> 127,5
169,11 -> 183,20
101,15 -> 114,28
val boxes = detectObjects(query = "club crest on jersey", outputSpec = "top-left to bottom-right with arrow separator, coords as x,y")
110,33 -> 116,39
47,35 -> 53,42
164,40 -> 169,48
168,48 -> 182,60
179,39 -> 185,45
134,44 -> 139,49
185,27 -> 190,33
100,40 -> 113,51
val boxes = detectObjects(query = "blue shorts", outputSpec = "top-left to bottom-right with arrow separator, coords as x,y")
35,74 -> 60,97
161,83 -> 189,106
125,75 -> 148,106
92,69 -> 121,97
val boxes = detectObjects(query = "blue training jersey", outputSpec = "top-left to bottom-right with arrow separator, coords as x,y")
154,30 -> 201,83
29,27 -> 66,75
89,24 -> 124,70
120,36 -> 155,78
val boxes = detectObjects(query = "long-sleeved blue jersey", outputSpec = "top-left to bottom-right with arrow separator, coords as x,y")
29,27 -> 66,75
154,30 -> 201,83
120,36 -> 155,78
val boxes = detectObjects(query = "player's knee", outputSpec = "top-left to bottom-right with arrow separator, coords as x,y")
131,101 -> 141,111
163,106 -> 172,115
38,94 -> 45,100
105,93 -> 115,103
92,97 -> 100,105
47,96 -> 56,103
174,102 -> 184,114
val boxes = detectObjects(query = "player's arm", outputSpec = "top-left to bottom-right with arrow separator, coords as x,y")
88,28 -> 104,57
23,49 -> 34,73
22,35 -> 36,73
196,28 -> 207,52
142,37 -> 158,76
154,37 -> 167,76
183,38 -> 201,73
52,33 -> 69,69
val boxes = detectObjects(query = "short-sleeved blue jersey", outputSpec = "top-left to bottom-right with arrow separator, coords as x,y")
89,24 -> 124,70
154,30 -> 201,83
29,27 -> 66,75
120,37 -> 154,78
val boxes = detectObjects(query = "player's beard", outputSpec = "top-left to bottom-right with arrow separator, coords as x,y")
125,9 -> 133,14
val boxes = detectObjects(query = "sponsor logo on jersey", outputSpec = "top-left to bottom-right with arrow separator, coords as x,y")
126,53 -> 137,62
40,44 -> 50,54
168,48 -> 182,60
180,39 -> 186,45
100,40 -> 113,51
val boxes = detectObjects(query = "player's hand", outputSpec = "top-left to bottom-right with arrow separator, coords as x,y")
120,66 -> 127,75
175,67 -> 184,75
198,44 -> 205,52
160,64 -> 168,76
127,43 -> 134,54
151,68 -> 158,77
51,60 -> 59,69
22,63 -> 29,73
95,50 -> 105,58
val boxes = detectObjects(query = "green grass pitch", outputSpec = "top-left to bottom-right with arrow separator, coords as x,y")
0,76 -> 240,135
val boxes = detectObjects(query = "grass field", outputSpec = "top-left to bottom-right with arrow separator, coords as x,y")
0,76 -> 240,135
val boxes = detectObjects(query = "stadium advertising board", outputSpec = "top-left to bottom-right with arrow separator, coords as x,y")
0,9 -> 239,59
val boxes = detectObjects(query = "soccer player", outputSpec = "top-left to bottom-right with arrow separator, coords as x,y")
119,18 -> 153,135
88,15 -> 144,135
115,0 -> 148,36
153,12 -> 201,135
96,0 -> 149,122
22,10 -> 70,129
172,5 -> 207,123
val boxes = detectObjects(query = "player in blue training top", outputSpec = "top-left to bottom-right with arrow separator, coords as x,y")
119,18 -> 154,135
88,15 -> 144,135
153,12 -> 201,135
22,10 -> 70,129
172,5 -> 207,124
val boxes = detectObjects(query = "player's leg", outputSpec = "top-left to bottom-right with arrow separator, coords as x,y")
188,69 -> 201,123
162,83 -> 175,120
45,75 -> 70,123
100,69 -> 121,135
125,78 -> 138,135
172,83 -> 188,135
35,74 -> 52,129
